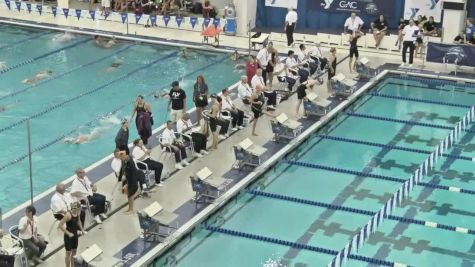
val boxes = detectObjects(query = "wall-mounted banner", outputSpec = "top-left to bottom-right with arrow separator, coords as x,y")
213,18 -> 220,27
120,12 -> 127,23
26,3 -> 31,13
265,0 -> 298,9
135,14 -> 141,24
404,0 -> 442,22
89,10 -> 95,20
163,15 -> 170,26
150,15 -> 157,25
63,8 -> 69,19
15,1 -> 20,11
203,17 -> 210,27
75,9 -> 81,20
309,0 -> 396,17
427,42 -> 475,68
190,17 -> 197,28
176,16 -> 183,27
36,4 -> 42,15
51,6 -> 57,17
5,0 -> 11,10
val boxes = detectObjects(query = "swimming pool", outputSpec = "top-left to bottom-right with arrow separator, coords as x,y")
0,25 -> 241,212
155,75 -> 475,266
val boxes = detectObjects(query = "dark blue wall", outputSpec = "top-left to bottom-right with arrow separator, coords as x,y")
256,0 -> 405,31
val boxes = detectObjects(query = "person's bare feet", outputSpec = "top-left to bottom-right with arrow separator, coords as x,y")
124,210 -> 134,214
252,133 -> 258,136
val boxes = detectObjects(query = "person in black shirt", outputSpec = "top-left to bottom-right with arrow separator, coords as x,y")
168,81 -> 186,122
348,31 -> 361,72
423,16 -> 437,36
371,15 -> 388,48
115,119 -> 130,154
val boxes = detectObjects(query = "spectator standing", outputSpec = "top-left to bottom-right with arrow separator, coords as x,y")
256,43 -> 273,85
267,52 -> 278,86
193,75 -> 209,126
246,56 -> 258,86
285,7 -> 298,47
465,18 -> 475,43
130,95 -> 153,145
327,47 -> 337,97
176,113 -> 209,156
348,32 -> 362,72
168,81 -> 187,122
251,68 -> 277,109
401,19 -> 420,67
18,206 -> 46,265
115,119 -> 129,155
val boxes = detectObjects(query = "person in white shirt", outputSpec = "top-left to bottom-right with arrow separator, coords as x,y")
401,19 -> 420,67
70,168 -> 107,224
284,50 -> 301,90
297,44 -> 309,64
221,88 -> 245,131
237,76 -> 253,106
308,43 -> 328,72
285,7 -> 298,47
344,13 -> 364,34
18,206 -> 46,265
50,183 -> 73,221
132,139 -> 164,184
251,68 -> 277,109
256,43 -> 273,85
161,121 -> 189,170
176,113 -> 208,156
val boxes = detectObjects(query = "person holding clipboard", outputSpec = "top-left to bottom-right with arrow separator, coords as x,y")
401,19 -> 420,68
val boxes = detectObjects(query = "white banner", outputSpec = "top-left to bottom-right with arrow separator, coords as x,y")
404,0 -> 443,22
265,0 -> 298,9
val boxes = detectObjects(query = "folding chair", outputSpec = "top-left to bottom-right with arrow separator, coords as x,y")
141,202 -> 178,237
190,176 -> 217,206
355,57 -> 380,80
157,135 -> 179,173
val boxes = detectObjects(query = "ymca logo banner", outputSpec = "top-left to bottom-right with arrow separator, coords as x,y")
309,0 -> 395,17
265,0 -> 298,9
427,42 -> 475,68
404,0 -> 442,22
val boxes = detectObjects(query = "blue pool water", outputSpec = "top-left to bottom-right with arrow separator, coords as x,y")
156,76 -> 475,266
0,25 -> 241,211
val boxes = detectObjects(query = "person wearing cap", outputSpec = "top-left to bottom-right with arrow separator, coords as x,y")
58,202 -> 85,267
168,81 -> 187,122
115,119 -> 130,155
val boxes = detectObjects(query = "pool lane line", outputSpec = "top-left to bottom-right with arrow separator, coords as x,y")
387,74 -> 475,91
0,44 -> 134,102
345,112 -> 475,134
247,189 -> 475,236
0,51 -> 178,135
284,160 -> 475,196
368,92 -> 472,109
318,135 -> 474,162
0,37 -> 90,75
202,225 -> 408,267
0,53 -> 227,172
0,31 -> 52,50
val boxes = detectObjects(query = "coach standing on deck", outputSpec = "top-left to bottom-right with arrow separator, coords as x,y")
285,7 -> 298,47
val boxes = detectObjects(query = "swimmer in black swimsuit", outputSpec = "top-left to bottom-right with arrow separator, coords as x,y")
250,84 -> 278,136
296,79 -> 319,118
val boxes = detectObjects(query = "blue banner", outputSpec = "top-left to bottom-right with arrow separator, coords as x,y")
26,3 -> 33,13
89,10 -> 95,20
150,15 -> 157,25
203,18 -> 210,28
135,14 -> 141,24
36,4 -> 42,15
163,15 -> 170,26
427,42 -> 475,68
15,1 -> 20,11
212,18 -> 220,28
120,12 -> 128,23
190,17 -> 197,28
5,0 -> 10,10
104,10 -> 110,19
309,0 -> 396,18
75,9 -> 81,20
63,8 -> 69,19
51,6 -> 57,17
176,16 -> 183,27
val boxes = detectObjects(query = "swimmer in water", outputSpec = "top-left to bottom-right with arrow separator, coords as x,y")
105,57 -> 124,72
181,48 -> 188,59
0,61 -> 6,71
53,32 -> 75,42
64,127 -> 106,144
22,70 -> 53,85
94,35 -> 117,48
231,50 -> 239,61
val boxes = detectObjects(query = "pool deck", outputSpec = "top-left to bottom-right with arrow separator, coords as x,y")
1,5 -> 473,267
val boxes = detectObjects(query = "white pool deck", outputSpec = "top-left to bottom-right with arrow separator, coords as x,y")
0,4 -> 472,267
